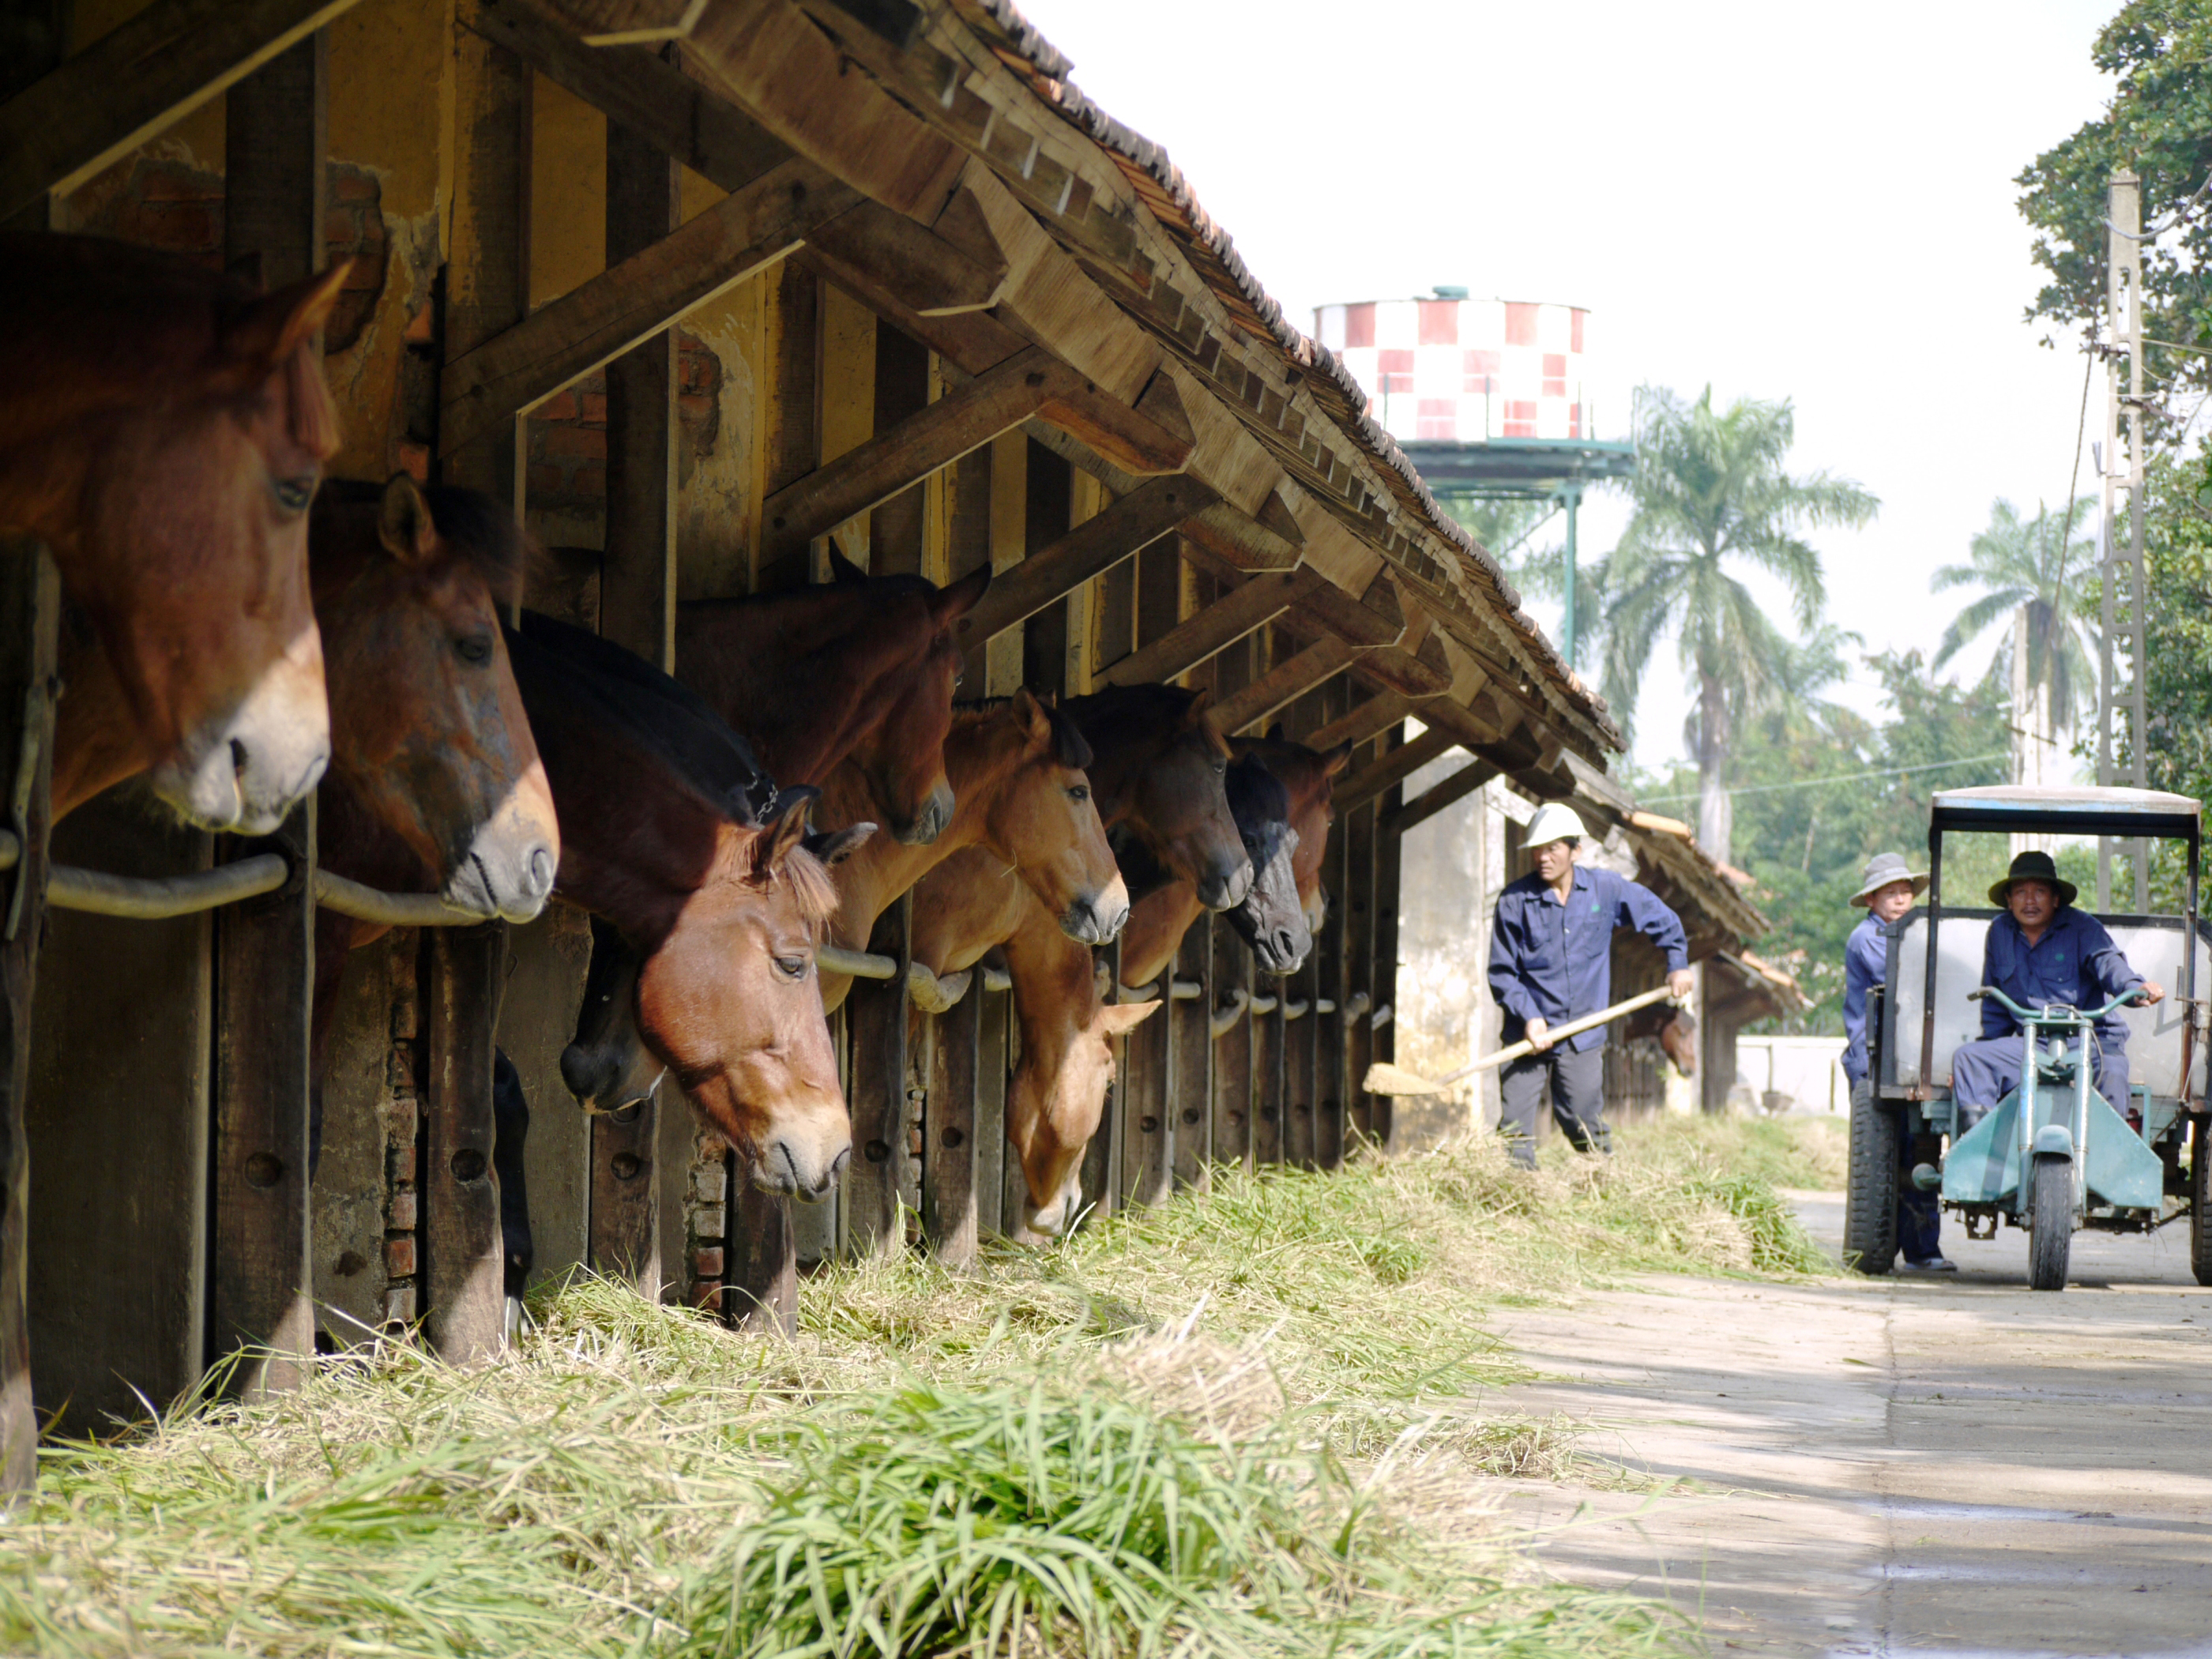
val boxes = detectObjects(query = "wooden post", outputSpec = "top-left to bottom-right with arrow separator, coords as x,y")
421,924 -> 506,1361
1346,797 -> 1378,1146
844,893 -> 911,1257
1316,815 -> 1349,1172
208,802 -> 316,1398
1171,919 -> 1212,1191
976,984 -> 1008,1237
1372,761 -> 1406,1154
924,991 -> 980,1264
1285,957 -> 1319,1169
589,115 -> 679,1304
1253,994 -> 1285,1166
1210,913 -> 1252,1170
0,546 -> 55,1494
443,26 -> 530,508
206,21 -> 326,1403
1120,969 -> 1170,1207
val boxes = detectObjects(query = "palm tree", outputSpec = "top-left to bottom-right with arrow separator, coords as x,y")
1601,386 -> 1879,861
1931,498 -> 2099,780
1443,495 -> 1606,672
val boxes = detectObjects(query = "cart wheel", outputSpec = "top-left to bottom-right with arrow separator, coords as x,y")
2191,1117 -> 2212,1289
2028,1154 -> 2072,1292
1845,1079 -> 1898,1276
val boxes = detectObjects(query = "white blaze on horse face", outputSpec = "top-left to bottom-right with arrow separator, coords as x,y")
150,617 -> 329,833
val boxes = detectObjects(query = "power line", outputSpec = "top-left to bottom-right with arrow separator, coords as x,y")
1638,751 -> 2010,807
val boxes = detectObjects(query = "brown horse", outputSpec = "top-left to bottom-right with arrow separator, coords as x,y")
2,235 -> 349,832
510,611 -> 863,1197
811,690 -> 1127,1014
673,552 -> 990,843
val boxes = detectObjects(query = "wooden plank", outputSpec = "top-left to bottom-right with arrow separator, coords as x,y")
1372,783 -> 1405,1153
1251,995 -> 1284,1166
1101,569 -> 1317,688
443,26 -> 532,505
1078,935 -> 1120,1223
1315,811 -> 1347,1172
843,892 -> 911,1258
0,546 -> 56,1493
1209,638 -> 1356,737
764,347 -> 1055,560
208,802 -> 316,1400
805,198 -> 1006,318
1209,914 -> 1251,1170
1385,758 -> 1500,837
924,990 -> 980,1265
422,924 -> 507,1362
1178,498 -> 1304,574
1294,577 -> 1406,651
442,157 -> 858,457
221,32 -> 327,291
975,987 -> 1008,1238
954,475 -> 1215,648
728,1161 -> 795,1331
540,0 -> 705,42
1345,797 -> 1377,1148
1409,694 -> 1513,758
1306,690 -> 1424,755
1119,980 -> 1170,1208
1356,641 -> 1457,699
1332,726 -> 1458,814
686,0 -> 969,220
0,0 -> 363,222
1285,955 -> 1317,1168
1170,920 -> 1211,1191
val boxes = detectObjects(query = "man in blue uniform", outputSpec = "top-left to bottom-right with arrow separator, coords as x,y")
1841,851 -> 1951,1272
1951,849 -> 2163,1129
1488,803 -> 1694,1166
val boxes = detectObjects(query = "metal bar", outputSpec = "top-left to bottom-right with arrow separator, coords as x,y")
312,871 -> 491,927
46,853 -> 287,919
820,942 -> 897,980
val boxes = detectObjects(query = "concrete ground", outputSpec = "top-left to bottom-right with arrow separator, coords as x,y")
1488,1186 -> 2212,1657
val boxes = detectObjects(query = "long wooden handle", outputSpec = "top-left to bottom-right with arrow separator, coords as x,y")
1438,984 -> 1683,1086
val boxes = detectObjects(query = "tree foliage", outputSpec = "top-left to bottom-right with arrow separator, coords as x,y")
1932,496 -> 2101,731
1601,386 -> 1878,862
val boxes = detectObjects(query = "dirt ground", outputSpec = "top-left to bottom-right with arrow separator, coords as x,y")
1487,1178 -> 2212,1657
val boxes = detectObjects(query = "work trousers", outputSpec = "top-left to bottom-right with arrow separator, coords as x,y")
1499,1043 -> 1608,1167
1950,1033 -> 2128,1134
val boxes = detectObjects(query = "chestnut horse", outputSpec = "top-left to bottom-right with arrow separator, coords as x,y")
2,235 -> 349,831
673,551 -> 991,843
509,611 -> 862,1197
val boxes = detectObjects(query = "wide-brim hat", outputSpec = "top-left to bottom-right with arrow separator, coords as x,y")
1850,852 -> 1928,907
1988,848 -> 2077,909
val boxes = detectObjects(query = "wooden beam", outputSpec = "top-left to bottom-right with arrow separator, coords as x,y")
955,476 -> 1216,647
763,347 -> 1058,559
1333,727 -> 1459,814
1382,757 -> 1499,836
0,0 -> 363,222
1410,694 -> 1512,756
844,893 -> 912,1259
442,26 -> 531,506
422,924 -> 507,1363
540,0 -> 705,43
221,32 -> 327,292
1179,496 -> 1304,574
1294,581 -> 1404,651
441,158 -> 858,457
1306,690 -> 1424,755
1210,638 -> 1357,737
804,198 -> 1006,318
599,117 -> 679,670
1356,641 -> 1454,698
1102,569 -> 1319,688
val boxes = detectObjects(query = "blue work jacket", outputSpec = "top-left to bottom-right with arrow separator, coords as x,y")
1489,864 -> 1689,1052
1978,906 -> 2143,1056
1841,912 -> 1887,1086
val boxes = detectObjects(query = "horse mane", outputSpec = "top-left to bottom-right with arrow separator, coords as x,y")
953,696 -> 1093,770
781,841 -> 841,934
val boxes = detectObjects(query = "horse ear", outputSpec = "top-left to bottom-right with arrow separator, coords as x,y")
377,473 -> 439,566
805,821 -> 877,866
932,562 -> 991,623
1010,685 -> 1051,743
828,547 -> 869,585
1099,999 -> 1161,1035
1321,739 -> 1355,779
1265,722 -> 1285,743
751,790 -> 817,880
220,261 -> 352,382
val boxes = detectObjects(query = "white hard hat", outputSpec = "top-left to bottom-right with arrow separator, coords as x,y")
1524,803 -> 1588,848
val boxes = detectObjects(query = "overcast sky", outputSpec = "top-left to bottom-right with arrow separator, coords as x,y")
1014,0 -> 2124,773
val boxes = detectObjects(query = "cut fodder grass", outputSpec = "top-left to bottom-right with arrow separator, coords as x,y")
0,1296 -> 1691,1659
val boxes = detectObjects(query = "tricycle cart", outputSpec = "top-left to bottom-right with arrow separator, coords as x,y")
1855,785 -> 2211,1289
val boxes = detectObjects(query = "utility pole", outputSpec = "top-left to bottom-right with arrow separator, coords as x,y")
1556,481 -> 1582,667
2099,170 -> 2151,912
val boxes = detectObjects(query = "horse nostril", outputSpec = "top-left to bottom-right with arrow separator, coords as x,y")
229,736 -> 250,778
528,846 -> 555,895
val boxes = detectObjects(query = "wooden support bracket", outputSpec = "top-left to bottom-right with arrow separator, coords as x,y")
1305,690 -> 1426,755
1103,569 -> 1319,688
1333,727 -> 1460,815
955,475 -> 1217,646
1382,758 -> 1500,836
1208,638 -> 1357,736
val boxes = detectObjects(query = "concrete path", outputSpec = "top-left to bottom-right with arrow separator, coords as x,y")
1488,1189 -> 2212,1657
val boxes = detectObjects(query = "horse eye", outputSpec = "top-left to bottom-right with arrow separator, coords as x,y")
1213,758 -> 1228,776
775,954 -> 807,980
272,473 -> 318,514
1067,784 -> 1089,802
456,634 -> 493,666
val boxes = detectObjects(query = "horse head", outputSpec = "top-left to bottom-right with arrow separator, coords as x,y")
977,687 -> 1127,945
313,476 -> 558,921
629,793 -> 872,1199
1071,684 -> 1251,912
1007,982 -> 1159,1241
1220,751 -> 1307,974
837,558 -> 989,845
1229,732 -> 1353,969
2,239 -> 350,832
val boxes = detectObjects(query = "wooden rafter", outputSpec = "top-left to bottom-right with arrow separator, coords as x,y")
1332,727 -> 1459,815
1382,758 -> 1499,836
1101,570 -> 1319,689
439,158 -> 859,457
1210,638 -> 1358,737
1304,690 -> 1427,755
955,476 -> 1217,647
0,0 -> 365,221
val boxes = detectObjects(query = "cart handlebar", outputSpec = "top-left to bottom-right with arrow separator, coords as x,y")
1967,984 -> 2148,1023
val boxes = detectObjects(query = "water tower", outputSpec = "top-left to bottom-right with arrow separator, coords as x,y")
1314,288 -> 1634,660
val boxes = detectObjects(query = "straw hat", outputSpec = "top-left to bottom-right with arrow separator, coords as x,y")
1850,851 -> 1929,907
1988,848 -> 2077,909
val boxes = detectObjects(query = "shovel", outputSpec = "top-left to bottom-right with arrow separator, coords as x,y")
1361,984 -> 1686,1095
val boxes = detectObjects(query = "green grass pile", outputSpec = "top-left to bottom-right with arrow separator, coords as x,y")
0,1116 -> 1819,1657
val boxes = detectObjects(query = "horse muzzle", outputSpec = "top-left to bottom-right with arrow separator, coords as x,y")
153,668 -> 333,835
751,1132 -> 851,1202
1248,920 -> 1311,976
890,781 -> 955,846
1059,882 -> 1130,946
558,1039 -> 660,1117
1196,856 -> 1255,912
